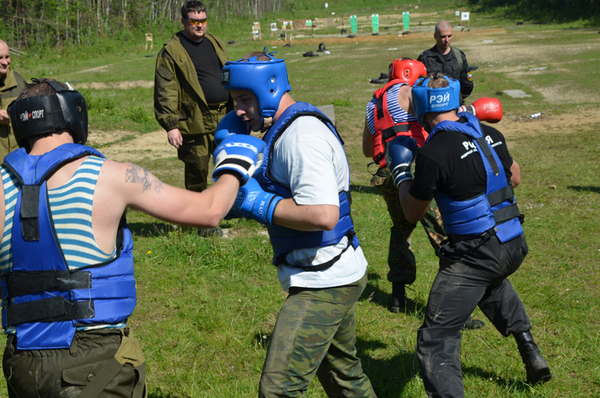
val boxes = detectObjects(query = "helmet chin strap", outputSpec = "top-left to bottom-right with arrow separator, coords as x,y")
261,116 -> 273,131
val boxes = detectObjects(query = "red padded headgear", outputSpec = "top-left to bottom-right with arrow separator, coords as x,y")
388,58 -> 427,86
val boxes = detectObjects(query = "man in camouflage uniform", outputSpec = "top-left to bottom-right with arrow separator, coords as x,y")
221,51 -> 377,397
364,58 -> 484,329
363,58 -> 446,313
0,39 -> 26,161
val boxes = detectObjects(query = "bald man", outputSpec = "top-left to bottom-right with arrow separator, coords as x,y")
0,39 -> 27,161
417,20 -> 473,104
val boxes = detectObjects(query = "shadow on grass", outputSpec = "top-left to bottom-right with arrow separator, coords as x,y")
350,184 -> 381,195
567,185 -> 600,194
148,388 -> 191,398
364,271 -> 427,318
462,365 -> 534,393
127,222 -> 180,237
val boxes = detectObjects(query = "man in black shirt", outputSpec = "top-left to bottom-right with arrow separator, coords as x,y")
154,1 -> 233,236
417,20 -> 473,105
386,74 -> 552,397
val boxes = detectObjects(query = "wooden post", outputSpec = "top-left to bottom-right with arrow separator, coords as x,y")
145,33 -> 153,51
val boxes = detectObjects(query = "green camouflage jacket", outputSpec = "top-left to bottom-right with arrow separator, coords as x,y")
0,68 -> 27,146
154,32 -> 233,136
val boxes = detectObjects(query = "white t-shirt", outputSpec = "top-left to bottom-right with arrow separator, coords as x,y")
269,115 -> 368,291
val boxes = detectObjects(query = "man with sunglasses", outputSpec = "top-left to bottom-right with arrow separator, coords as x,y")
154,1 -> 233,237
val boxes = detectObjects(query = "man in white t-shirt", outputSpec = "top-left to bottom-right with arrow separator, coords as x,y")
220,51 -> 377,397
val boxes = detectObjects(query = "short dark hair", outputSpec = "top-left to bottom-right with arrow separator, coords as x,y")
181,1 -> 206,19
17,78 -> 68,100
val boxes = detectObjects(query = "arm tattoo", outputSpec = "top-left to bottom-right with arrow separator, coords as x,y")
125,164 -> 164,194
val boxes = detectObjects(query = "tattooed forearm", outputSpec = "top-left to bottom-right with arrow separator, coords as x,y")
125,164 -> 164,194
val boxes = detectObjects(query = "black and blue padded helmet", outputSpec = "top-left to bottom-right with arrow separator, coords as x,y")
8,79 -> 88,151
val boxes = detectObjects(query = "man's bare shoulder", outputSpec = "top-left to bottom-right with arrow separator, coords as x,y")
100,160 -> 164,195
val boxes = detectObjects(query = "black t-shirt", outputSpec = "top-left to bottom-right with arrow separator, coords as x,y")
178,32 -> 229,104
410,118 -> 513,202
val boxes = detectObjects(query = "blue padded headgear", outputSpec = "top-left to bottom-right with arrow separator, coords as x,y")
411,75 -> 460,126
8,79 -> 88,151
221,49 -> 291,127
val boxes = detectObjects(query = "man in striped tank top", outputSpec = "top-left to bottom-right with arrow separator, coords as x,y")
363,58 -> 485,330
0,79 -> 264,397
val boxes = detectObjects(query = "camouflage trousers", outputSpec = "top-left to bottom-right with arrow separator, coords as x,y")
372,167 -> 446,285
259,272 -> 376,397
177,106 -> 226,192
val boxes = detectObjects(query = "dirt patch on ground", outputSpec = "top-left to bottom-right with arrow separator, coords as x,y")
266,28 -> 507,47
74,81 -> 153,90
84,26 -> 600,166
496,108 -> 600,139
88,129 -> 172,162
89,106 -> 600,168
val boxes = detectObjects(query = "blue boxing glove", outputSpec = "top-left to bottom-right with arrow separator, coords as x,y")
231,178 -> 283,225
385,136 -> 418,188
213,135 -> 265,185
214,111 -> 250,145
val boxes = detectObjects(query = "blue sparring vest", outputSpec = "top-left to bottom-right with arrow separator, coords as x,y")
426,113 -> 523,243
0,143 -> 136,350
254,102 -> 360,269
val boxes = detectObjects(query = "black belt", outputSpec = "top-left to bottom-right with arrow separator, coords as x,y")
448,227 -> 497,244
208,102 -> 227,112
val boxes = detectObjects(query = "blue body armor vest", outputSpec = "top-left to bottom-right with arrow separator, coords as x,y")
0,144 -> 136,350
427,113 -> 523,243
254,102 -> 359,269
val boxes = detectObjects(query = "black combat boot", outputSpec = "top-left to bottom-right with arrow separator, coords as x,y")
389,283 -> 406,313
513,330 -> 552,385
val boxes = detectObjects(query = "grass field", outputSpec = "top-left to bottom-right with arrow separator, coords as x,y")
3,1 -> 600,397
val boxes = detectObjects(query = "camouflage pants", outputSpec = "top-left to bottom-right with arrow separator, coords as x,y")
177,107 -> 226,193
259,272 -> 376,398
372,167 -> 446,285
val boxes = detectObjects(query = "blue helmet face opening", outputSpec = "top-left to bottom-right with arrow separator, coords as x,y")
411,76 -> 460,126
8,81 -> 88,151
221,50 -> 291,126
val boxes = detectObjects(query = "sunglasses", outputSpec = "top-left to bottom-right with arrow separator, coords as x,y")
187,17 -> 207,26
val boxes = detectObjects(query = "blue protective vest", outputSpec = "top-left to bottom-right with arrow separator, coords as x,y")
254,102 -> 359,269
0,144 -> 136,350
427,113 -> 523,243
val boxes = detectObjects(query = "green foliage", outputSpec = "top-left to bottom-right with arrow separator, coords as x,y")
79,87 -> 158,134
331,99 -> 352,107
467,0 -> 600,24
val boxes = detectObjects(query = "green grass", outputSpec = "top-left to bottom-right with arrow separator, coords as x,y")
2,1 -> 600,396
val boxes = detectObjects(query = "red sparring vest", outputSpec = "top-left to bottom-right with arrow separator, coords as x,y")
371,80 -> 429,167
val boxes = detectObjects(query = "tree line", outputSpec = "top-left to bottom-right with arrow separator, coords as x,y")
0,0 -> 288,49
466,0 -> 599,23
